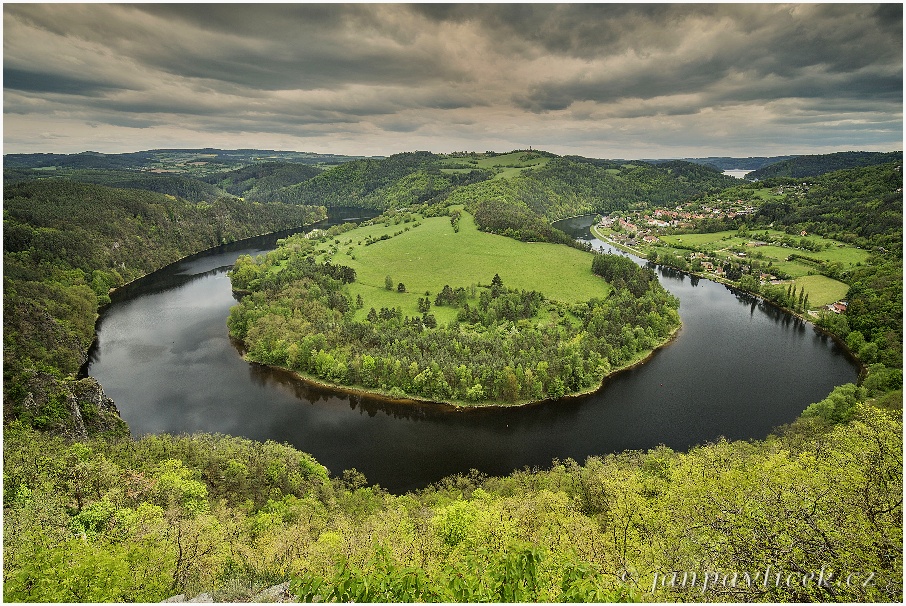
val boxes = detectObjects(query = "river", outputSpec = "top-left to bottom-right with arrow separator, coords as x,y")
88,212 -> 859,493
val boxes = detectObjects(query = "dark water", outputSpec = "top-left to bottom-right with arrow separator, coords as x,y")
88,213 -> 859,493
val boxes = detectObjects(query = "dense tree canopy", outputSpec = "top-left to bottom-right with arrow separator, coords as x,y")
748,151 -> 902,180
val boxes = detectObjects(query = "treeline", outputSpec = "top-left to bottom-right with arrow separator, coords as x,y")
471,198 -> 587,248
747,151 -> 903,180
4,386 -> 900,602
446,157 -> 737,223
3,148 -> 369,171
6,168 -> 224,202
3,150 -> 156,170
227,233 -> 679,404
204,162 -> 322,201
3,179 -> 326,435
647,155 -> 798,171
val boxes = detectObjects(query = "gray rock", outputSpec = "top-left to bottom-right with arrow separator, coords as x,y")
188,592 -> 214,602
252,582 -> 295,603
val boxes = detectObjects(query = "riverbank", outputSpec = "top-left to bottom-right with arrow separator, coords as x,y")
590,224 -> 865,375
78,215 -> 327,379
230,322 -> 683,411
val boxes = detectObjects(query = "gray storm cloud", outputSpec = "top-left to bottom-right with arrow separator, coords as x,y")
3,3 -> 902,157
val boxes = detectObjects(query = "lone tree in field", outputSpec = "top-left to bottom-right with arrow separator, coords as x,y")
385,275 -> 393,291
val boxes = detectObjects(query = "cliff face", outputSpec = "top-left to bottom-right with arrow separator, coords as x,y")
12,371 -> 129,439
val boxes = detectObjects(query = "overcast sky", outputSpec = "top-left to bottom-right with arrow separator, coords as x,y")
4,3 -> 902,159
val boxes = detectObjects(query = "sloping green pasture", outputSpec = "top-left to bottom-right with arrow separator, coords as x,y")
312,211 -> 609,322
440,152 -> 551,180
792,275 -> 850,306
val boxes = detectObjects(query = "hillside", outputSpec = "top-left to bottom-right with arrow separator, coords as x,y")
204,162 -> 323,201
3,148 -> 372,172
3,179 -> 326,436
468,156 -> 733,217
747,151 -> 902,180
646,155 -> 798,171
273,151 -> 481,208
5,168 -> 225,203
271,151 -> 738,220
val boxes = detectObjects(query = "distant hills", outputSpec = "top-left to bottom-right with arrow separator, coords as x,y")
3,148 -> 901,210
646,155 -> 798,171
745,151 -> 903,180
3,148 -> 377,172
2,149 -> 378,203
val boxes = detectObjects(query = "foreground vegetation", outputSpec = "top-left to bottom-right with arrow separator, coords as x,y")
4,390 -> 900,602
227,210 -> 680,405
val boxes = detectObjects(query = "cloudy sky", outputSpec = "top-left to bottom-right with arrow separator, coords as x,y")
4,3 -> 902,159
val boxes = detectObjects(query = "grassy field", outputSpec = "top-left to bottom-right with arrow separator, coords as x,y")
311,211 -> 609,321
660,230 -> 869,266
616,228 -> 859,308
792,274 -> 850,306
440,152 -> 551,180
750,187 -> 783,200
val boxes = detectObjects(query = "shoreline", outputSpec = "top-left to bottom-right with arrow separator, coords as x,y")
589,224 -> 864,375
78,215 -> 326,379
231,321 -> 683,412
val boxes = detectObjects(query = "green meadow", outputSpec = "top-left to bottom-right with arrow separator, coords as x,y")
660,230 -> 868,266
791,274 -> 850,306
311,210 -> 608,321
655,229 -> 860,306
440,151 -> 551,180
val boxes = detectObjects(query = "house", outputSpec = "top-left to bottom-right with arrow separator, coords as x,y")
824,301 -> 849,314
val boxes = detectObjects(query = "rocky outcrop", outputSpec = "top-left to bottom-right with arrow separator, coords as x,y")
162,582 -> 296,603
9,370 -> 129,439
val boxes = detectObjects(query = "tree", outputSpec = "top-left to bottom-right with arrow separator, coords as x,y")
397,283 -> 406,293
385,275 -> 393,291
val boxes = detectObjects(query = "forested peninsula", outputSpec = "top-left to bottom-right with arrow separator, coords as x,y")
3,149 -> 902,603
227,208 -> 680,405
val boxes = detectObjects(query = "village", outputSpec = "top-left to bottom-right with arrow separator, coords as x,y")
591,187 -> 851,319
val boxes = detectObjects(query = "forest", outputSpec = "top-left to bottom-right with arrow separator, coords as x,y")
746,151 -> 902,180
2,148 -> 902,602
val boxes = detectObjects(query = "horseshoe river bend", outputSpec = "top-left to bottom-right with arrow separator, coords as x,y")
87,211 -> 859,493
